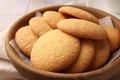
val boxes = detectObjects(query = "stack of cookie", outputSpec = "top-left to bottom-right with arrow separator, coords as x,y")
15,6 -> 120,73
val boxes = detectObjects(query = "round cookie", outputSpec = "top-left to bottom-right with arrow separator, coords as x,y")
15,26 -> 38,56
87,40 -> 110,70
43,11 -> 65,29
31,29 -> 80,72
103,26 -> 120,52
29,16 -> 52,37
59,6 -> 99,24
57,19 -> 107,40
64,39 -> 94,73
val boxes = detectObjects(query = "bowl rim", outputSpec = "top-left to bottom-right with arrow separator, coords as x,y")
5,5 -> 120,78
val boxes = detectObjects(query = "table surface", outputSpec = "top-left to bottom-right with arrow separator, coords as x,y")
0,0 -> 120,80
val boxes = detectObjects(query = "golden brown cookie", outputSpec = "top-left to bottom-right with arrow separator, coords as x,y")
87,40 -> 110,70
64,39 -> 94,73
57,19 -> 107,40
103,26 -> 120,52
59,6 -> 99,24
29,16 -> 52,37
15,26 -> 38,56
31,29 -> 80,72
43,11 -> 65,29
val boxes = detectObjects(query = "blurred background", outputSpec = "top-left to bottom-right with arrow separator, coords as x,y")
0,0 -> 88,32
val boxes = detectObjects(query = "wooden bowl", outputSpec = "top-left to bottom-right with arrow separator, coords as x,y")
5,5 -> 120,80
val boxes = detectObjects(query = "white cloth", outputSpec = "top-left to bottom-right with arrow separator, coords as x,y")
0,30 -> 25,80
0,29 -> 9,59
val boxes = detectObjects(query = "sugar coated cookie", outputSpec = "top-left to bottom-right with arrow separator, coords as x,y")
59,6 -> 99,24
43,11 -> 65,29
104,26 -> 120,52
87,40 -> 110,70
31,29 -> 80,72
29,16 -> 52,37
15,26 -> 38,56
57,19 -> 107,40
64,39 -> 94,73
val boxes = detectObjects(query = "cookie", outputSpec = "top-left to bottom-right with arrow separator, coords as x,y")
87,40 -> 110,70
64,39 -> 94,73
103,26 -> 120,52
59,6 -> 99,24
43,11 -> 65,29
57,19 -> 107,40
31,29 -> 80,72
29,16 -> 52,37
15,26 -> 38,56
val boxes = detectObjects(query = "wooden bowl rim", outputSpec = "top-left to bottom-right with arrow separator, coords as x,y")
5,5 -> 120,78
